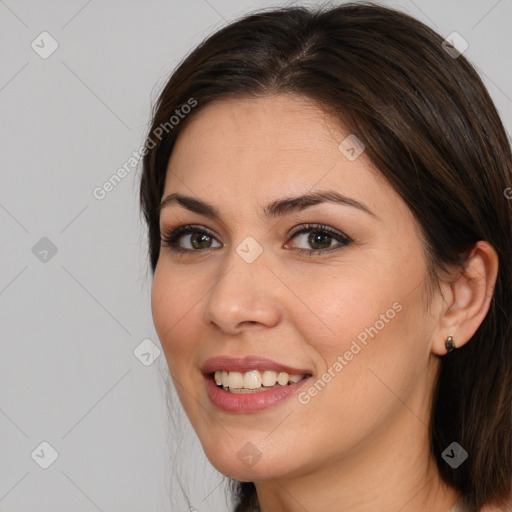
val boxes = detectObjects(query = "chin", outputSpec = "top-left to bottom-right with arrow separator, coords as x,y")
200,435 -> 305,483
207,456 -> 280,482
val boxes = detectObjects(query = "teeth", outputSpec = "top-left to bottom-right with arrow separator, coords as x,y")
228,371 -> 244,389
261,370 -> 277,387
213,369 -> 307,391
243,370 -> 262,389
277,372 -> 289,385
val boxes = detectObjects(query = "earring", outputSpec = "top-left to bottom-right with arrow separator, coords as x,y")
445,336 -> 456,353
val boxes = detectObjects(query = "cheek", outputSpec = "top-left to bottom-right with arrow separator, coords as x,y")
151,264 -> 201,372
293,271 -> 393,357
291,268 -> 430,414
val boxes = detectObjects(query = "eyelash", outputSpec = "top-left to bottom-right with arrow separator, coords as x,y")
160,223 -> 352,257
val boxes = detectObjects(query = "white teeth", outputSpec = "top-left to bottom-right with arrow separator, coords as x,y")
261,370 -> 277,387
277,372 -> 289,385
243,370 -> 262,389
227,371 -> 244,389
213,369 -> 308,391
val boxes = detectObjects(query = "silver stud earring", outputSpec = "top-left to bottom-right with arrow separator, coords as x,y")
445,335 -> 456,353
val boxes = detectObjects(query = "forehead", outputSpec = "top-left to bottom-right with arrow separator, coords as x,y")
162,94 -> 408,226
166,94 -> 369,179
184,94 -> 338,144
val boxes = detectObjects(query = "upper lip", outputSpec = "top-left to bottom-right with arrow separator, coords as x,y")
201,356 -> 313,376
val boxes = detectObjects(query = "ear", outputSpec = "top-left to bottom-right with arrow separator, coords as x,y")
431,241 -> 499,356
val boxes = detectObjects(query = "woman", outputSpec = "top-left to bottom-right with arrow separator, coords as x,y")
139,3 -> 512,511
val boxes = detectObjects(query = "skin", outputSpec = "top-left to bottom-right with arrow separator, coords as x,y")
151,94 -> 499,512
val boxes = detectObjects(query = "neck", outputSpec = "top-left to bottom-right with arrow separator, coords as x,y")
255,407 -> 460,512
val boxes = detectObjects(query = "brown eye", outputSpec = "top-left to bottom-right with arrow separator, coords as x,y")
161,225 -> 222,252
189,232 -> 213,249
286,224 -> 352,255
306,231 -> 333,250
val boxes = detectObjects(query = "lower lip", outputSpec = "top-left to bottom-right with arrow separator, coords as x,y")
205,375 -> 312,413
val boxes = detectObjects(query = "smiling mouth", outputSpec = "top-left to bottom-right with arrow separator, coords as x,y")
212,369 -> 312,393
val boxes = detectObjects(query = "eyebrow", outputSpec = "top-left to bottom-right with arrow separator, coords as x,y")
158,190 -> 378,220
158,190 -> 379,219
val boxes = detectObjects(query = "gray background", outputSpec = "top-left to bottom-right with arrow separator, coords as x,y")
1,0 -> 510,511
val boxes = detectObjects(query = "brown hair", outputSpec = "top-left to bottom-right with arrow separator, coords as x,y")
139,3 -> 512,511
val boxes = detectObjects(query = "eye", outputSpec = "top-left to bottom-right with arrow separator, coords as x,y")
160,224 -> 221,253
160,223 -> 352,256
285,223 -> 352,255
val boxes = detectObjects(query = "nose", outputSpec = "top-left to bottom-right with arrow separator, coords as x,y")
203,243 -> 282,335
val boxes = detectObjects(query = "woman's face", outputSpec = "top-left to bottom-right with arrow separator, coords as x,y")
152,94 -> 441,482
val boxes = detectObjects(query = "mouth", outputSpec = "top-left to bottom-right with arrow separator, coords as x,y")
211,369 -> 311,393
201,356 -> 314,412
